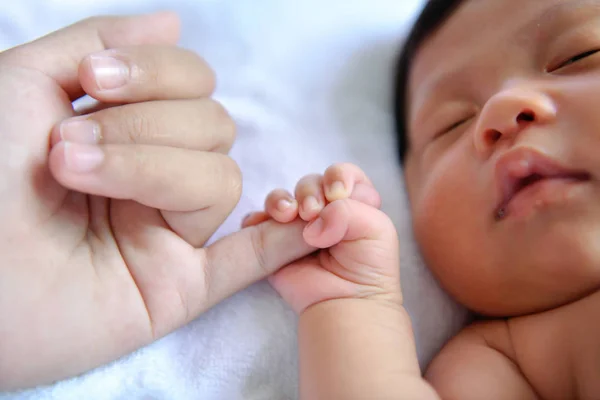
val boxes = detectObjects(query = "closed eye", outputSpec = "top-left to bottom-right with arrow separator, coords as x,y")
436,116 -> 472,138
551,49 -> 600,71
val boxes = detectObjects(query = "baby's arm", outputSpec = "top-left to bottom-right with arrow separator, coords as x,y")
246,163 -> 438,400
426,321 -> 539,400
295,198 -> 437,400
299,297 -> 437,400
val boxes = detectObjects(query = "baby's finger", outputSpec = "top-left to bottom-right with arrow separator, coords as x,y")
304,199 -> 397,250
78,45 -> 215,103
323,163 -> 381,207
241,212 -> 270,229
48,142 -> 239,212
264,189 -> 298,223
294,174 -> 326,221
51,98 -> 235,153
303,199 -> 401,301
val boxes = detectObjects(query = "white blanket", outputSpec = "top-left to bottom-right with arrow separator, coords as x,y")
0,1 -> 469,398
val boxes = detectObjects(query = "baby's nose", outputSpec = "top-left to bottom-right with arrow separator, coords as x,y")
473,87 -> 557,155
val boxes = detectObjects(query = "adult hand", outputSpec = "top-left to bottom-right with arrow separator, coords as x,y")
0,12 -> 313,390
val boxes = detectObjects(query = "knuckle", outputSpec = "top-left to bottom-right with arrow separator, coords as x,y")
221,157 -> 243,204
189,50 -> 217,91
210,100 -> 236,149
250,225 -> 271,276
82,15 -> 103,26
199,60 -> 217,93
126,109 -> 157,143
198,249 -> 214,308
181,50 -> 217,95
134,51 -> 161,86
131,149 -> 157,192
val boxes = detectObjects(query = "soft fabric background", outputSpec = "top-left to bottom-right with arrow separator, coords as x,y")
0,1 -> 469,399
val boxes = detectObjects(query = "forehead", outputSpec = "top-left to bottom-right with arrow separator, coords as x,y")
407,0 -> 594,130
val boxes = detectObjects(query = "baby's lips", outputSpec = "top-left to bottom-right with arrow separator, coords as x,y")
493,147 -> 590,215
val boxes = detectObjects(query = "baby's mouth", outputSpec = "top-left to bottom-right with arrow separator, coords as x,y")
494,149 -> 591,220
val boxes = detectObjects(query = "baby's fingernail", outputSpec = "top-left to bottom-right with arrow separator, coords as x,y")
63,142 -> 104,173
326,181 -> 347,201
303,196 -> 320,212
60,119 -> 102,144
90,55 -> 130,90
305,217 -> 325,237
277,198 -> 295,212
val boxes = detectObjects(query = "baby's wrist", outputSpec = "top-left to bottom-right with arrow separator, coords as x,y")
300,288 -> 405,317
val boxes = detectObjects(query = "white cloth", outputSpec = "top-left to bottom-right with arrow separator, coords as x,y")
0,1 -> 469,398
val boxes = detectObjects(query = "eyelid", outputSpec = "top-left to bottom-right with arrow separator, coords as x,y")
547,48 -> 600,72
434,114 -> 475,139
545,22 -> 600,72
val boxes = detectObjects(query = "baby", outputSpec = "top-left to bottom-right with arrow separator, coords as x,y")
245,0 -> 600,398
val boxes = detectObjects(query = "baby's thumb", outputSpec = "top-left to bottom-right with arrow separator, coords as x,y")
304,199 -> 399,251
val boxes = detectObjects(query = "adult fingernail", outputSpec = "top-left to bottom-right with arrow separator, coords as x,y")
90,55 -> 130,90
305,217 -> 325,237
63,142 -> 104,173
60,119 -> 102,144
326,181 -> 347,201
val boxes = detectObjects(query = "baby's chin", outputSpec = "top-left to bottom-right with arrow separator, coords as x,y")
452,224 -> 600,318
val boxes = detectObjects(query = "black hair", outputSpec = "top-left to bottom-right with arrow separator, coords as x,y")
393,0 -> 465,164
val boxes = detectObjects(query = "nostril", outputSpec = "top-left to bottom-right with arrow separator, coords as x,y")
487,129 -> 502,143
516,110 -> 535,123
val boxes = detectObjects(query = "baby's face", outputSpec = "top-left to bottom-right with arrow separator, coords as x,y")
405,0 -> 600,316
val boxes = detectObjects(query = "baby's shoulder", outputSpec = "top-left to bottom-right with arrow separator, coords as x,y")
424,319 -> 539,399
426,314 -> 580,400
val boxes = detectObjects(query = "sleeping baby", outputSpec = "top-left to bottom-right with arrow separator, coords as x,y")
244,0 -> 600,398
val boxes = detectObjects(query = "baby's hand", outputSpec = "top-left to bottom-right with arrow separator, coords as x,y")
243,163 -> 401,313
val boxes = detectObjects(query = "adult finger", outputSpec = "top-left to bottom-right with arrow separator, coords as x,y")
51,98 -> 235,153
0,12 -> 180,99
77,45 -> 215,103
241,212 -> 270,229
200,219 -> 316,314
48,142 -> 240,212
114,216 -> 316,337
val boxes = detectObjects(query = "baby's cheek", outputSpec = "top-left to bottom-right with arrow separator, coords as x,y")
410,160 -> 487,281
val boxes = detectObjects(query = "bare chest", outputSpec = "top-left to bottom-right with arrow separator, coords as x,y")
509,296 -> 600,400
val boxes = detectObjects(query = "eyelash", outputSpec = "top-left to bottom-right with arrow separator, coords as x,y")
436,116 -> 473,138
552,49 -> 600,71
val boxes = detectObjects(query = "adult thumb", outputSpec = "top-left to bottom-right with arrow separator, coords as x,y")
0,11 -> 180,98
